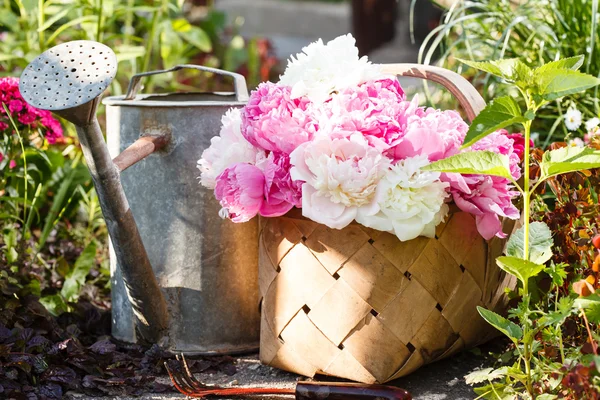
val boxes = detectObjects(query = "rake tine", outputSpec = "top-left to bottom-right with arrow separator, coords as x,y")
181,354 -> 210,390
165,361 -> 203,398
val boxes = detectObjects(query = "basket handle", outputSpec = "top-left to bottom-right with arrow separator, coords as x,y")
380,64 -> 485,122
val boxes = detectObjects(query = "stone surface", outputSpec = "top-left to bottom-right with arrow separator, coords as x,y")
71,346 -> 495,400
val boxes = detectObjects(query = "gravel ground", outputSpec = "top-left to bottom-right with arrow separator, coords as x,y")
68,344 -> 496,400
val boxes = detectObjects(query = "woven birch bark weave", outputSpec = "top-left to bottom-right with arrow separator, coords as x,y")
258,64 -> 517,384
258,209 -> 516,383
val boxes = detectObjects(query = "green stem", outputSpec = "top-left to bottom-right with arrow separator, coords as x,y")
141,8 -> 161,74
38,0 -> 45,52
96,0 -> 104,42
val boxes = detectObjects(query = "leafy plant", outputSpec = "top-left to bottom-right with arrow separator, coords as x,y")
417,0 -> 600,145
425,55 -> 600,398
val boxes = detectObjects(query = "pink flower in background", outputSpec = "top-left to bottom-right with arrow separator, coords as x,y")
9,160 -> 16,169
0,152 -> 3,163
257,152 -> 303,217
322,79 -> 406,150
443,130 -> 522,240
242,82 -> 318,154
0,77 -> 63,143
214,163 -> 265,223
392,108 -> 468,162
504,131 -> 532,160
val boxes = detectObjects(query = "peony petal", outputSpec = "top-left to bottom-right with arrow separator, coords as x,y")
302,186 -> 356,229
475,213 -> 505,240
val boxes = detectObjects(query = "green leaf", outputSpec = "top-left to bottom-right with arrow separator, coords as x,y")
462,96 -> 526,148
496,256 -> 545,284
422,151 -> 512,179
178,26 -> 212,52
574,294 -> 600,309
535,69 -> 600,101
505,222 -> 553,264
538,309 -> 571,328
535,56 -> 585,74
39,294 -> 69,317
545,262 -> 567,287
540,146 -> 600,179
584,303 -> 600,324
61,242 -> 96,302
465,367 -> 508,385
457,58 -> 531,81
477,306 -> 523,340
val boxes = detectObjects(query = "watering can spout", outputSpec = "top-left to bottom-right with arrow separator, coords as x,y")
19,40 -> 169,343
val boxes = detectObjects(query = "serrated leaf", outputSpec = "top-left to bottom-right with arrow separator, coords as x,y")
540,146 -> 600,179
465,367 -> 508,385
506,222 -> 553,264
544,262 -> 567,287
477,306 -> 523,340
535,56 -> 585,74
462,96 -> 525,148
457,58 -> 531,82
422,151 -> 512,179
496,256 -> 545,284
535,69 -> 600,101
538,309 -> 571,328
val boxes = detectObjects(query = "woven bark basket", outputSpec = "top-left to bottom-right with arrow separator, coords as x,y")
257,64 -> 518,384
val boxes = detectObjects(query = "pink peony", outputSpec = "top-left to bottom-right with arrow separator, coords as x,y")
392,107 -> 468,162
214,163 -> 265,223
242,82 -> 318,154
443,130 -> 522,240
257,152 -> 303,217
322,79 -> 406,150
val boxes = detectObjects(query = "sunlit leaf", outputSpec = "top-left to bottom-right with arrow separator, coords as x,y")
540,146 -> 600,179
506,222 -> 553,264
534,56 -> 585,74
496,256 -> 545,284
462,96 -> 526,148
477,306 -> 523,340
422,151 -> 512,179
535,69 -> 600,101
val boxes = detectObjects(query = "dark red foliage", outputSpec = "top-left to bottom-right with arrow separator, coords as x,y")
0,278 -> 237,399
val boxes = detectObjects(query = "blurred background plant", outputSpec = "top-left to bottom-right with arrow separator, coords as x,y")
416,0 -> 600,147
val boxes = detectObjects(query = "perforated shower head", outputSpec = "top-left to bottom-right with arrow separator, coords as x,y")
19,40 -> 117,126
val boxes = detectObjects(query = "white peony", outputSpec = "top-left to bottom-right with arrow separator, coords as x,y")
585,117 -> 600,132
279,34 -> 385,104
290,132 -> 389,229
356,155 -> 450,241
564,107 -> 583,131
197,108 -> 264,189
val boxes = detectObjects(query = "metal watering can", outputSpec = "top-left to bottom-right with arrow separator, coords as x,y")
19,41 -> 260,354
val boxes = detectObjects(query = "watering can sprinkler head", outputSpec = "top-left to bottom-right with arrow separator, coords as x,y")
19,40 -> 117,127
19,41 -> 170,344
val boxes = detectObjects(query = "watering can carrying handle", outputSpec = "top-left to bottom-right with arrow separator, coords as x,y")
124,64 -> 249,102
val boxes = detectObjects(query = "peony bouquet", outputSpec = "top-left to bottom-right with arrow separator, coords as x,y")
198,34 -> 523,242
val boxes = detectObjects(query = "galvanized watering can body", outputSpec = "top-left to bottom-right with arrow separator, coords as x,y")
103,66 -> 260,354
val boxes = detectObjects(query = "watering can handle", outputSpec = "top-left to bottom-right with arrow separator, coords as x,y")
124,64 -> 249,102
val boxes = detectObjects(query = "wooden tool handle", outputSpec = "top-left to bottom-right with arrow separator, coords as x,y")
295,381 -> 412,400
380,63 -> 486,122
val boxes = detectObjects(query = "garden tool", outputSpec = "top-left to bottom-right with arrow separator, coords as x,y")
165,355 -> 412,399
19,41 -> 260,353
